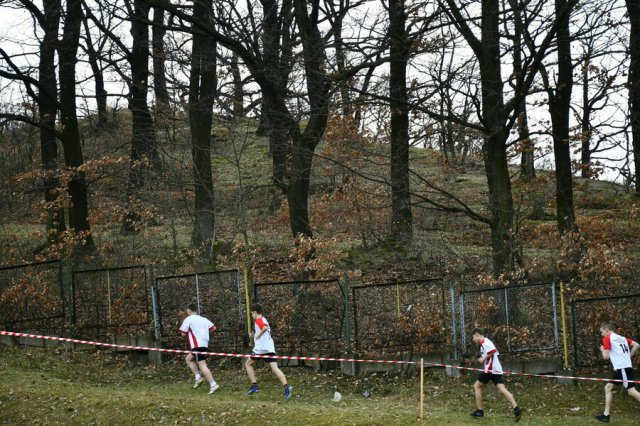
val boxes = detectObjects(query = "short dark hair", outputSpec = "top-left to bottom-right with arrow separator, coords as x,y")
471,327 -> 484,336
251,304 -> 263,314
600,322 -> 615,332
188,303 -> 198,313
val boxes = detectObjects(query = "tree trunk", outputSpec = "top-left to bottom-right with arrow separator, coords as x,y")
58,0 -> 94,250
256,99 -> 270,136
152,6 -> 170,106
627,0 -> 640,196
334,10 -> 351,117
287,140 -> 314,237
268,104 -> 289,192
123,0 -> 161,233
549,0 -> 578,234
261,0 -> 294,202
82,10 -> 108,131
388,0 -> 412,244
189,0 -> 217,256
129,0 -> 161,185
512,2 -> 535,181
231,53 -> 244,118
289,0 -> 332,238
40,0 -> 65,242
581,58 -> 592,178
480,0 -> 514,275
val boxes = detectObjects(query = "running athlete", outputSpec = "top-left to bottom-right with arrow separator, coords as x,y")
179,303 -> 220,394
595,322 -> 640,423
470,328 -> 521,422
245,304 -> 292,400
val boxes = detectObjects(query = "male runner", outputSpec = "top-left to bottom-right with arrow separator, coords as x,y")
179,303 -> 219,394
245,304 -> 292,400
470,328 -> 521,422
595,322 -> 640,423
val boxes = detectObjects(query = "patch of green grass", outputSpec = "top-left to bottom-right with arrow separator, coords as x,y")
2,346 -> 639,425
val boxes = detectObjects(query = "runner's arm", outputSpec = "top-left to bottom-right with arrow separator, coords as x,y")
255,324 -> 268,339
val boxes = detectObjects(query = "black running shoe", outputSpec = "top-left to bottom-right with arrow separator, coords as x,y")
595,413 -> 610,423
514,406 -> 522,422
470,409 -> 484,418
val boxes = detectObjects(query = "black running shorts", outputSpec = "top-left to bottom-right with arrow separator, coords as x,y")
192,347 -> 209,362
610,368 -> 635,390
250,352 -> 277,363
477,372 -> 504,385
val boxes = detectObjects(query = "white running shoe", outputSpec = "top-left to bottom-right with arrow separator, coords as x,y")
193,377 -> 204,388
209,384 -> 220,394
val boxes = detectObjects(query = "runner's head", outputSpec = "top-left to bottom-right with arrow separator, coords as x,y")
600,322 -> 615,337
187,303 -> 198,316
250,304 -> 263,320
471,327 -> 484,343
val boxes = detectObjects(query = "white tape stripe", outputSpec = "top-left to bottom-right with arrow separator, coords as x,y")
1,331 -> 638,384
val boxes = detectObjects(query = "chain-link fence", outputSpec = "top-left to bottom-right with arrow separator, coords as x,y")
152,270 -> 243,352
72,266 -> 149,340
0,260 -> 66,336
459,283 -> 559,355
253,279 -> 346,356
352,278 -> 446,356
571,294 -> 640,368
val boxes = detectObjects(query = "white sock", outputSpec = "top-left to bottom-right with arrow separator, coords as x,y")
210,380 -> 217,387
195,373 -> 202,380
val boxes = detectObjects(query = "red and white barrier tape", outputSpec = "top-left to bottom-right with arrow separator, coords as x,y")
2,330 -> 638,384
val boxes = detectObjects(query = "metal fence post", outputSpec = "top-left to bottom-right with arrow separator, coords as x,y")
343,271 -> 351,354
451,283 -> 458,360
551,282 -> 559,351
396,281 -> 401,316
243,267 -> 252,337
504,287 -> 510,353
352,285 -> 359,351
195,273 -> 201,313
236,269 -> 244,338
61,259 -> 75,335
560,281 -> 570,369
151,281 -> 160,341
571,299 -> 578,368
106,270 -> 112,329
459,294 -> 466,354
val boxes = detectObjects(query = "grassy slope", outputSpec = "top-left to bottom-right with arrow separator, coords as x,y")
1,346 -> 639,425
2,116 -> 639,281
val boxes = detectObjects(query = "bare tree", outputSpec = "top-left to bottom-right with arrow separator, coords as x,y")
189,0 -> 217,258
122,0 -> 162,233
545,0 -> 578,234
58,0 -> 94,249
40,0 -> 66,241
81,3 -> 109,131
152,6 -> 170,106
627,0 -> 640,196
442,0 -> 577,274
388,0 -> 412,243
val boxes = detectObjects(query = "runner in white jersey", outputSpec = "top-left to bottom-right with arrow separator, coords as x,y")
595,322 -> 640,423
179,303 -> 219,394
470,328 -> 521,422
245,304 -> 292,400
